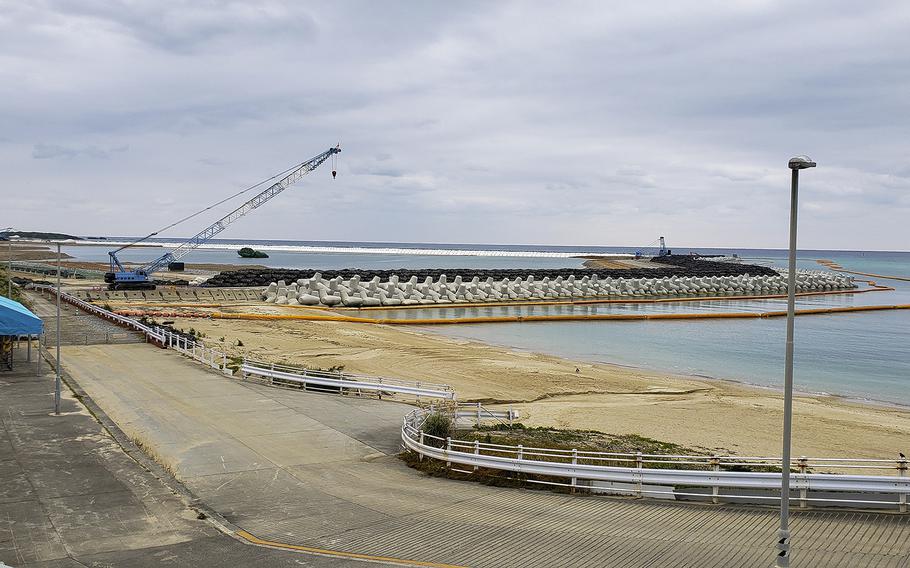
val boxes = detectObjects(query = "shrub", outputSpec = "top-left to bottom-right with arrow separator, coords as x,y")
421,412 -> 453,448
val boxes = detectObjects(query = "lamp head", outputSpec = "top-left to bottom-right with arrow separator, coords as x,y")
789,155 -> 816,170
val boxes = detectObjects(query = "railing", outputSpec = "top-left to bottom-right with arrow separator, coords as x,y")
31,285 -> 165,342
31,285 -> 234,375
454,402 -> 519,427
241,360 -> 455,400
29,284 -> 449,394
402,408 -> 910,511
156,327 -> 234,375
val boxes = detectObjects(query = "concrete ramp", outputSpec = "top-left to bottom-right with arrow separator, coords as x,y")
59,343 -> 910,568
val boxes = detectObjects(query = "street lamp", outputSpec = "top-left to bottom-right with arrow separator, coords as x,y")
777,155 -> 816,567
55,241 -> 61,415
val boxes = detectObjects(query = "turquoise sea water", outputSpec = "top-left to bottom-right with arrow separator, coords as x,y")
62,240 -> 909,405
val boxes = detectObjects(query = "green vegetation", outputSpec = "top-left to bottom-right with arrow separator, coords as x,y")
420,412 -> 453,448
237,247 -> 269,258
402,421 -> 753,493
0,269 -> 29,307
471,424 -> 708,460
0,230 -> 81,240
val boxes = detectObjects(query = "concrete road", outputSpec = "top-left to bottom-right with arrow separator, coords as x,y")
55,342 -> 910,568
0,348 -> 374,567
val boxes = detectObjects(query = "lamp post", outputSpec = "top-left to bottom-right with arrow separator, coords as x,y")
54,242 -> 61,415
777,155 -> 816,567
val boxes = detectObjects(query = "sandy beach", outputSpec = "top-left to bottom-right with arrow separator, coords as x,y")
171,314 -> 910,459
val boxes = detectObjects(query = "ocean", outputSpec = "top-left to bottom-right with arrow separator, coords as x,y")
61,239 -> 910,406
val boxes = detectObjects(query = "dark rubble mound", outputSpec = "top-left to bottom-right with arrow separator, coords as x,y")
201,256 -> 777,287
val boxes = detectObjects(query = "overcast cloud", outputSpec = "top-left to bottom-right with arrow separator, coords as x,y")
1,0 -> 908,250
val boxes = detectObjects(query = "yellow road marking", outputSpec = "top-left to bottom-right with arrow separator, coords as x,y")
235,530 -> 467,567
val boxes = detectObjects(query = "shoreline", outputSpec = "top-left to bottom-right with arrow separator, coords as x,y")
420,325 -> 910,412
164,314 -> 910,458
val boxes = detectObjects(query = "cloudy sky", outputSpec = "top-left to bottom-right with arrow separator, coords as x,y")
1,1 -> 908,250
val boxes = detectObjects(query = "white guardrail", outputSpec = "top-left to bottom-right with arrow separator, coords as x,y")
241,360 -> 455,400
32,285 -> 166,342
30,285 -> 451,397
403,408 -> 910,511
454,402 -> 519,427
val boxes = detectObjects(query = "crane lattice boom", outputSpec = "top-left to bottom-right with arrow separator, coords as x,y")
105,145 -> 340,289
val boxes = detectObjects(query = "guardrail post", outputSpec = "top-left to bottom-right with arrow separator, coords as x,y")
446,437 -> 452,469
635,451 -> 643,498
241,357 -> 247,381
798,456 -> 809,509
899,458 -> 908,513
476,402 -> 482,428
473,440 -> 480,472
418,432 -> 424,461
711,455 -> 720,504
571,449 -> 578,494
508,407 -> 514,428
222,351 -> 227,371
416,381 -> 421,403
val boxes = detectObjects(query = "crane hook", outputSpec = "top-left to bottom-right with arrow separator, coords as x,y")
332,170 -> 337,179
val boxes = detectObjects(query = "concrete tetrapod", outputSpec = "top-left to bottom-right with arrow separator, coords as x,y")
260,270 -> 857,308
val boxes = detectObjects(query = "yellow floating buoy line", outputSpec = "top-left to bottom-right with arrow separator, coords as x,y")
201,302 -> 910,326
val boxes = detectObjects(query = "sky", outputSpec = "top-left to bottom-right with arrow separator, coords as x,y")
1,1 -> 908,251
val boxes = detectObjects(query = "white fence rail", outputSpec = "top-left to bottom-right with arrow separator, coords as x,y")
403,408 -> 910,511
242,361 -> 455,400
32,285 -> 165,342
30,285 -> 450,397
454,402 -> 519,427
158,327 -> 234,375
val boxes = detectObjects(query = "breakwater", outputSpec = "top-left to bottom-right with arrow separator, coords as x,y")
259,270 -> 854,307
202,255 -> 780,287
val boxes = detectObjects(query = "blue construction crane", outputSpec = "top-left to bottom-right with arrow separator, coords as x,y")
104,145 -> 341,290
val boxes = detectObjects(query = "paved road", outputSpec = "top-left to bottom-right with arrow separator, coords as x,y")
54,341 -> 910,568
0,348 -> 367,567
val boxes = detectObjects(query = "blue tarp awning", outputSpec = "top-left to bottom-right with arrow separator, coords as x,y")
0,296 -> 43,335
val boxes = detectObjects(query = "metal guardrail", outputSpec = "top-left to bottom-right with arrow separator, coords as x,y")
403,408 -> 910,511
29,284 -> 450,397
157,327 -> 234,375
31,285 -> 234,375
31,285 -> 165,342
454,402 -> 519,427
241,360 -> 455,400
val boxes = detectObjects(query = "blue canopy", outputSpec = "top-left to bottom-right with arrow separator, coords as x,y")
0,296 -> 43,335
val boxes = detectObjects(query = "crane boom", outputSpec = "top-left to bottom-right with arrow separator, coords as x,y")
105,145 -> 340,289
